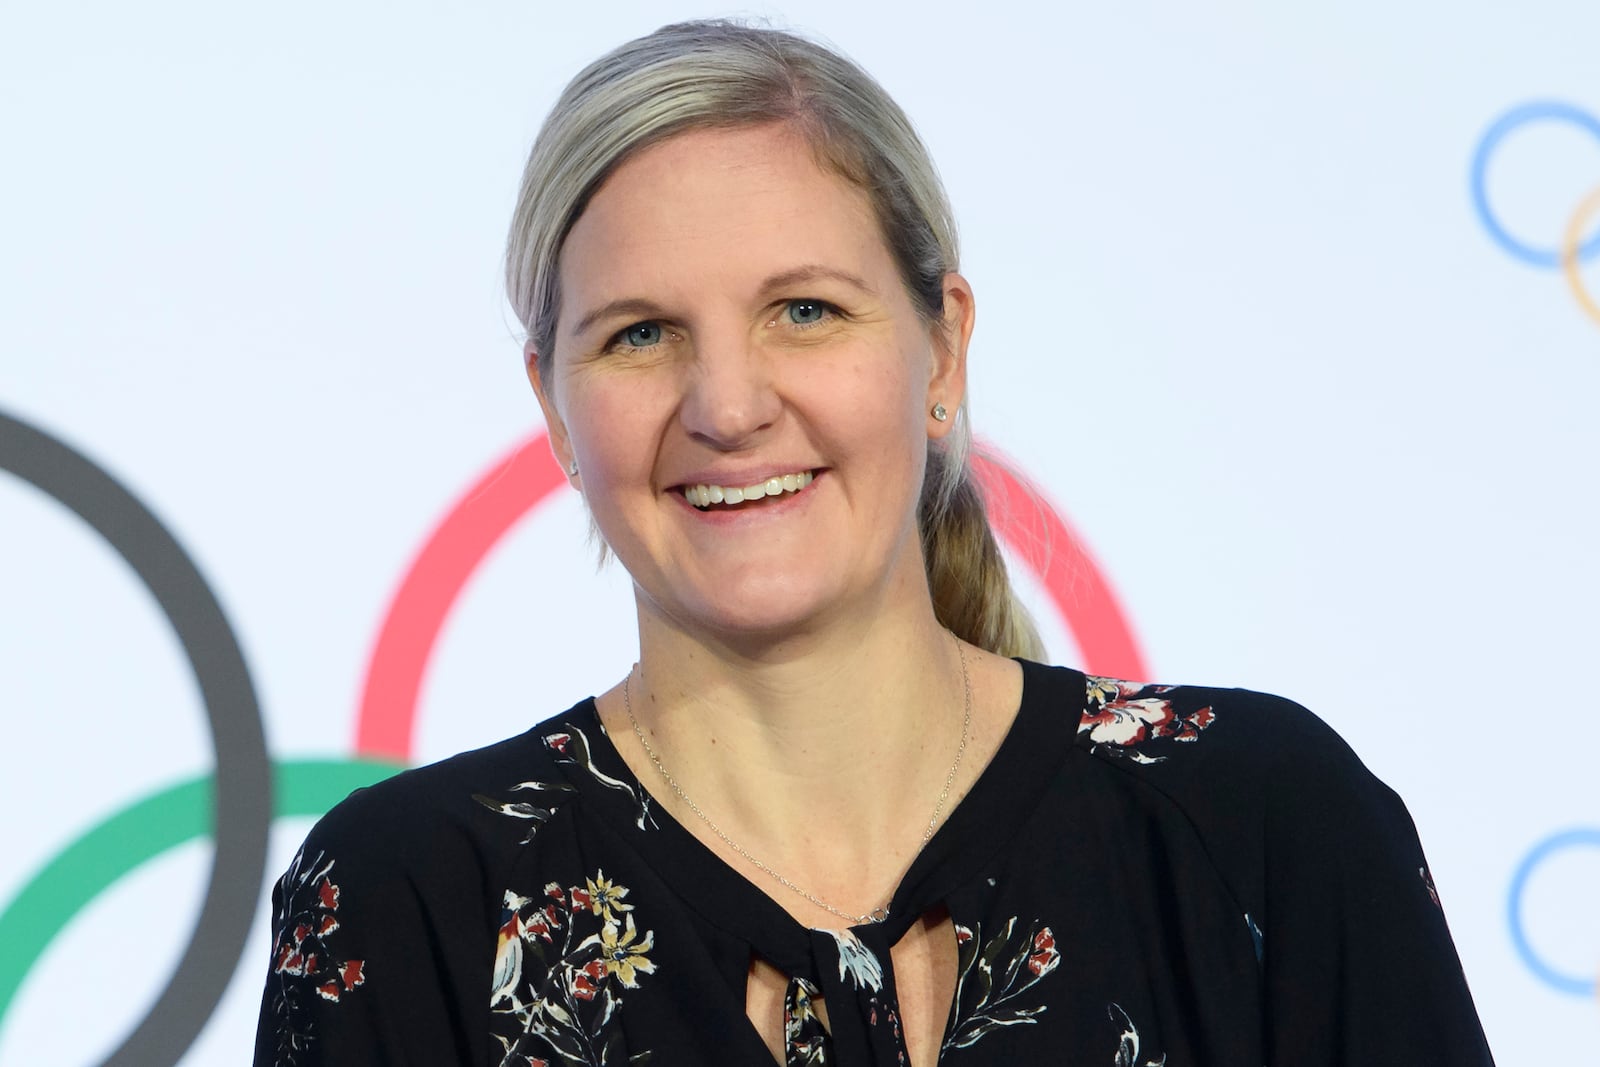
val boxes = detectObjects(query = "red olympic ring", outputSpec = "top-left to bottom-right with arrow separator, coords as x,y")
354,433 -> 1149,762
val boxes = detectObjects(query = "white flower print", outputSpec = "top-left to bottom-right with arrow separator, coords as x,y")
1080,676 -> 1215,763
1110,1002 -> 1167,1066
827,928 -> 884,992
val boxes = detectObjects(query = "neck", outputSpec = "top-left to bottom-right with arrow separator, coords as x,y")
609,601 -> 970,919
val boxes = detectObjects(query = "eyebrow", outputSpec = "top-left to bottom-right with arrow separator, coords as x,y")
571,298 -> 667,340
569,265 -> 877,339
757,264 -> 876,298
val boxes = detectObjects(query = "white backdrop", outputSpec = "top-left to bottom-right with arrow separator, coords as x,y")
2,2 -> 1597,1063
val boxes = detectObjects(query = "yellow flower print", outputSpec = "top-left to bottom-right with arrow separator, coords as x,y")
598,913 -> 656,988
582,870 -> 634,920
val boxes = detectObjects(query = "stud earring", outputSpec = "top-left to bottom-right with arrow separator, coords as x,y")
566,459 -> 579,476
931,402 -> 949,422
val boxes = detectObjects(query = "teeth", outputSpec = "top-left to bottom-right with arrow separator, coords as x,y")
683,470 -> 813,509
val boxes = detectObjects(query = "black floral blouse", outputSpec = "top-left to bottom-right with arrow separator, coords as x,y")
254,661 -> 1496,1065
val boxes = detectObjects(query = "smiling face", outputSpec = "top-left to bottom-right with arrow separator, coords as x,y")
530,123 -> 971,647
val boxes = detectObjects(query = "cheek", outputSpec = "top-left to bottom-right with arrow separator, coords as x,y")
794,350 -> 931,488
558,369 -> 664,466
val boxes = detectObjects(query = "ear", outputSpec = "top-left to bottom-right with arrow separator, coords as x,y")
526,342 -> 579,486
926,272 -> 974,440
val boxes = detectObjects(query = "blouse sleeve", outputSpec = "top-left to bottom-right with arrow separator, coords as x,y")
252,782 -> 494,1066
1254,700 -> 1496,1065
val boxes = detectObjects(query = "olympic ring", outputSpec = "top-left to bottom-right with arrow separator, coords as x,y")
0,410 -> 271,1066
1507,827 -> 1600,996
0,759 -> 403,1044
354,430 -> 1150,762
354,435 -> 567,761
1562,182 -> 1600,327
1472,101 -> 1600,269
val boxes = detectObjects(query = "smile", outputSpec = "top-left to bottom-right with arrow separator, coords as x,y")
681,470 -> 815,510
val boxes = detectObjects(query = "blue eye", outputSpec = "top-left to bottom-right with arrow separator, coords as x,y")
619,322 -> 662,348
787,300 -> 828,326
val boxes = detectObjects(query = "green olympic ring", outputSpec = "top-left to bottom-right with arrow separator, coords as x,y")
0,757 -> 403,1048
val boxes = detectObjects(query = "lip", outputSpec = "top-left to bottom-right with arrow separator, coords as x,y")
666,465 -> 825,492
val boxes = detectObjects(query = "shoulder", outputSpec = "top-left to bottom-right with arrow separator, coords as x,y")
1061,668 -> 1433,907
256,702 -> 609,1064
1043,665 -> 1423,888
1071,672 -> 1381,800
1030,667 -> 1495,1059
312,726 -> 561,854
287,702 -> 601,909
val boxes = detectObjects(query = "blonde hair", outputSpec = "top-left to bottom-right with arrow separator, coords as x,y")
505,19 -> 1042,659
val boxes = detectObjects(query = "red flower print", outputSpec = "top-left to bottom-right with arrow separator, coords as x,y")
487,873 -> 659,1065
1082,677 -> 1217,763
525,905 -> 560,943
1027,927 -> 1060,977
314,960 -> 365,1002
946,915 -> 1061,1052
268,849 -> 368,1063
545,732 -> 572,756
571,957 -> 606,1001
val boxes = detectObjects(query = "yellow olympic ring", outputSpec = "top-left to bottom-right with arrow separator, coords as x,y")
1561,182 -> 1600,328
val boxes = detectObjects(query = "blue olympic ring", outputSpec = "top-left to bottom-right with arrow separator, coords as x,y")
1507,827 -> 1600,996
1471,101 -> 1600,269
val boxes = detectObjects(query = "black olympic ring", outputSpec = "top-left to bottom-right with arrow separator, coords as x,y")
0,410 -> 271,1066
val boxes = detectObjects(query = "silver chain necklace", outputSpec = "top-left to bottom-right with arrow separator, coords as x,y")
621,637 -> 972,927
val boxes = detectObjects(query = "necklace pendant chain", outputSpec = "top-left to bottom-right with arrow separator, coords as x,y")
622,635 -> 972,927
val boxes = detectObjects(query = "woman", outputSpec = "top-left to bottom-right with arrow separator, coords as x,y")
255,19 -> 1495,1066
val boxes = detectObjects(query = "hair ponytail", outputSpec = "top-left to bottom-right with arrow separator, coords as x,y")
919,424 -> 1044,660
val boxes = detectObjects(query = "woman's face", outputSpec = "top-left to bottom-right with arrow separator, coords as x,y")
531,123 -> 971,645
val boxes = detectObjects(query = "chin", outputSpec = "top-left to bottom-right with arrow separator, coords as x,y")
655,577 -> 848,645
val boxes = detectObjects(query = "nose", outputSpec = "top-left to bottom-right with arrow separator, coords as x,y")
677,330 -> 781,449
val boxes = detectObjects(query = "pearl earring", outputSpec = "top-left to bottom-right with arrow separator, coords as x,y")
931,403 -> 949,422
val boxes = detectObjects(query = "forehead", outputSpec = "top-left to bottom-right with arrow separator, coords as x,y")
557,124 -> 893,309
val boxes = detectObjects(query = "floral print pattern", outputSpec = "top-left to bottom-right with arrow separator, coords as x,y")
1081,676 -> 1216,764
475,779 -> 578,844
1421,866 -> 1442,909
544,727 -> 658,831
488,871 -> 657,1066
828,928 -> 885,992
1109,1002 -> 1168,1066
942,916 -> 1061,1052
255,665 -> 1494,1066
784,977 -> 830,1066
866,996 -> 908,1066
265,848 -> 367,1064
